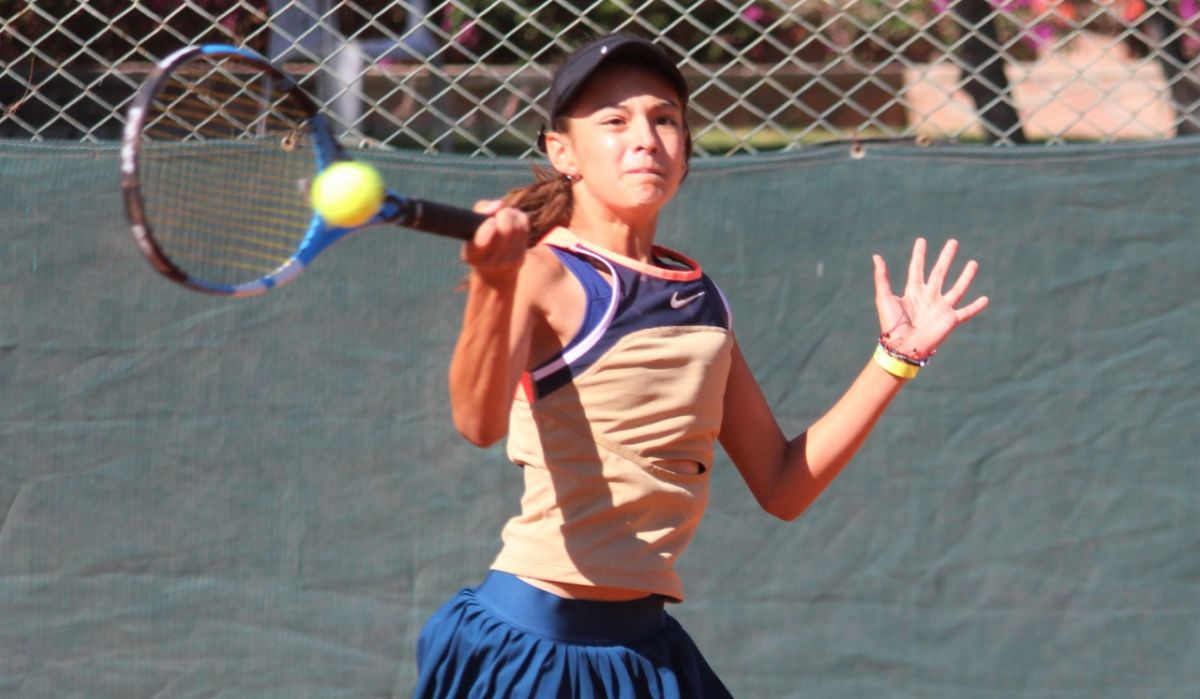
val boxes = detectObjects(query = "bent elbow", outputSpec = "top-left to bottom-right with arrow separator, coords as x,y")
764,503 -> 804,522
459,429 -> 502,448
760,492 -> 813,523
452,413 -> 507,448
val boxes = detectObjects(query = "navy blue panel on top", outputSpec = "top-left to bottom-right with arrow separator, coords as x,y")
529,246 -> 730,400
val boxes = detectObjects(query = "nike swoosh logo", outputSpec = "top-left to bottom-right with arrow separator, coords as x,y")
670,290 -> 706,309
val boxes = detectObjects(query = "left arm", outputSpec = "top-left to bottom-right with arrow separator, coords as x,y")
719,238 -> 989,521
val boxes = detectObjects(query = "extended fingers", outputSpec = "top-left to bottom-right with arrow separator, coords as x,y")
956,295 -> 990,324
905,237 -> 927,294
924,238 -> 959,292
943,257 -> 979,307
872,253 -> 893,301
931,241 -> 988,323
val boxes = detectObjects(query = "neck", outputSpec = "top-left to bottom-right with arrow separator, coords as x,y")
568,197 -> 658,262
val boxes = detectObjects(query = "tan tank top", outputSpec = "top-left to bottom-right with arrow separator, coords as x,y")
490,229 -> 734,601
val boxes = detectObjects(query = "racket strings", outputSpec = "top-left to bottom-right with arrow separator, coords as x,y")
142,147 -> 312,276
143,146 -> 311,237
137,54 -> 317,287
149,82 -> 308,142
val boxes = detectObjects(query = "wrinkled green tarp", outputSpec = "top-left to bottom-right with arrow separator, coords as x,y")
1,138 -> 1197,697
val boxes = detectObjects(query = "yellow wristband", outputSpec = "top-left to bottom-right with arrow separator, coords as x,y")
873,344 -> 920,380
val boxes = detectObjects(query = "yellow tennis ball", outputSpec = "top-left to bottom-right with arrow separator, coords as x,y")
310,161 -> 385,228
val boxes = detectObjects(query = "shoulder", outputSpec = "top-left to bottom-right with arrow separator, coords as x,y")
519,244 -> 572,291
513,243 -> 585,316
518,244 -> 588,362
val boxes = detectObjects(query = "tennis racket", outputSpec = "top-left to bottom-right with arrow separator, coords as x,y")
120,44 -> 487,297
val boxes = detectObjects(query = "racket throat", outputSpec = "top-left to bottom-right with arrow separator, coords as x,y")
380,194 -> 419,227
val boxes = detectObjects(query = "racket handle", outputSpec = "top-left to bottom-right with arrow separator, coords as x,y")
396,197 -> 488,241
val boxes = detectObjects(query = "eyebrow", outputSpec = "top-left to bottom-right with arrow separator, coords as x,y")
597,96 -> 683,112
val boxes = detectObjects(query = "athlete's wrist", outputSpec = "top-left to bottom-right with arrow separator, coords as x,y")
872,344 -> 920,380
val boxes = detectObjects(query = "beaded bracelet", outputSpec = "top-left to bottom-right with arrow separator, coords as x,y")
873,344 -> 920,380
878,333 -> 935,367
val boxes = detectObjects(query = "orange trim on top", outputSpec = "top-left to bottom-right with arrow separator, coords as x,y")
540,227 -> 702,282
517,372 -> 535,403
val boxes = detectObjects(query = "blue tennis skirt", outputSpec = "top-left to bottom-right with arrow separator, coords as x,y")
414,571 -> 733,698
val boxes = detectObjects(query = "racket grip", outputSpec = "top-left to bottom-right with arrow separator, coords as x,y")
402,199 -> 488,241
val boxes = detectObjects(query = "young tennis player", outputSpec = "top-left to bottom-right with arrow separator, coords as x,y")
415,33 -> 988,698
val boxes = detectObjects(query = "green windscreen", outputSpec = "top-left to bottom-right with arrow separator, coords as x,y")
1,138 -> 1196,697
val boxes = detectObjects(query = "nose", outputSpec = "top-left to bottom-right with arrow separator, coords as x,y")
632,115 -> 658,153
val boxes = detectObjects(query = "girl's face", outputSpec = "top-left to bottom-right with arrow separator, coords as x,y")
549,63 -> 689,223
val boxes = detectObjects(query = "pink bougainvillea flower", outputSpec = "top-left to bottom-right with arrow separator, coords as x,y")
742,4 -> 768,24
456,21 -> 481,50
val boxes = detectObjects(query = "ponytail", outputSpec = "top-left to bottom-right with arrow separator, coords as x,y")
502,166 -> 574,247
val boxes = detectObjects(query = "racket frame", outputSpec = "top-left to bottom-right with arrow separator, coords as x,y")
121,44 -> 485,298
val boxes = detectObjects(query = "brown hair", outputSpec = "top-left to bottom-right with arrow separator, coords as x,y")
501,164 -> 575,247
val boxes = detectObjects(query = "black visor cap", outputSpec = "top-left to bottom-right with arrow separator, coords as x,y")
538,34 -> 688,151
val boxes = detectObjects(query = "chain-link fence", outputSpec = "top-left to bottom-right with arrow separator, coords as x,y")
2,0 -> 1198,155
